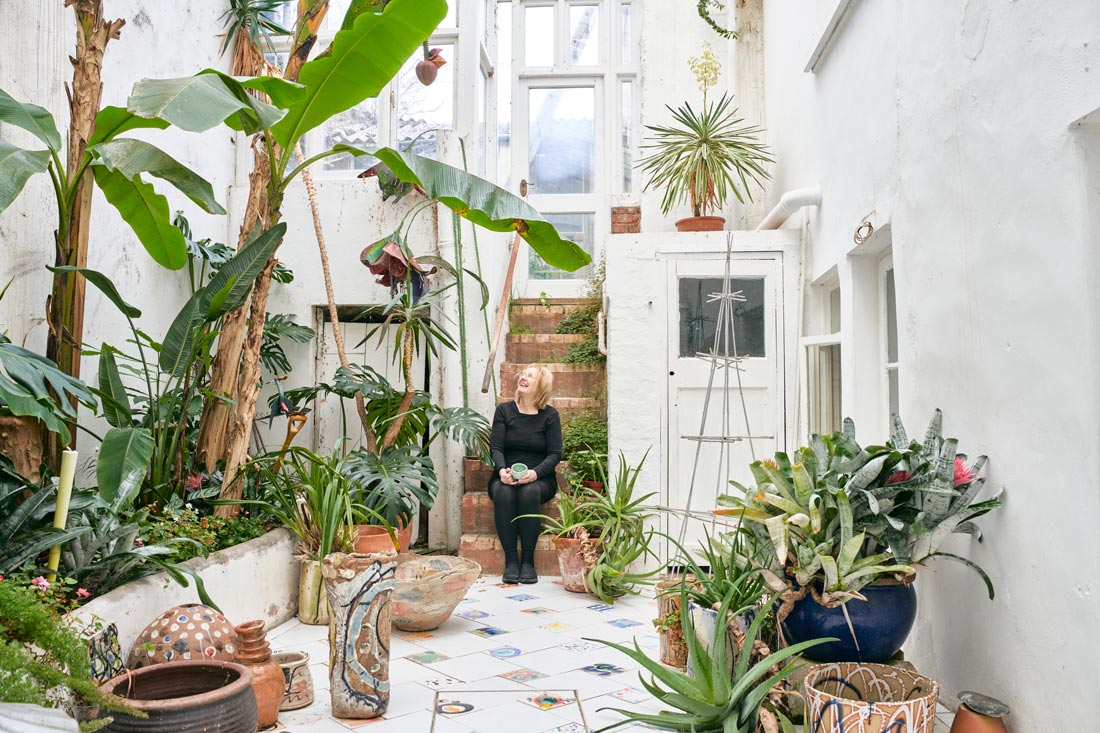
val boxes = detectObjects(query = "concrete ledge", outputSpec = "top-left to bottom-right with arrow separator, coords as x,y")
67,528 -> 299,658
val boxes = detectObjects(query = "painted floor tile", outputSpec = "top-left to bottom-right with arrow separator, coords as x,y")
560,640 -> 603,653
587,603 -> 615,612
611,686 -> 651,704
436,700 -> 477,716
539,622 -> 576,633
545,723 -> 587,733
506,593 -> 539,601
521,691 -> 577,710
608,618 -> 643,628
406,650 -> 449,665
488,645 -> 523,659
522,606 -> 556,615
500,667 -> 548,683
418,676 -> 464,690
580,662 -> 627,676
456,610 -> 491,621
469,625 -> 509,638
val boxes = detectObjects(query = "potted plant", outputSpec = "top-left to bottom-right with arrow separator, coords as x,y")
527,482 -> 603,593
638,42 -> 773,232
561,411 -> 608,490
718,409 -> 1003,662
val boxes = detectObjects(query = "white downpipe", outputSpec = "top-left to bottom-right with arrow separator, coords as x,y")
755,186 -> 822,231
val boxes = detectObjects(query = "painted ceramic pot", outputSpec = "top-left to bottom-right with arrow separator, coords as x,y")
805,662 -> 939,733
298,560 -> 330,625
781,581 -> 917,663
272,651 -> 313,711
232,620 -> 283,729
655,577 -> 689,670
323,551 -> 397,719
553,537 -> 589,593
87,622 -> 124,683
126,604 -> 237,669
391,553 -> 481,631
98,660 -> 258,733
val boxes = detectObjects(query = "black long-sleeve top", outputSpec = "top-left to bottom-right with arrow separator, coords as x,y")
489,401 -> 562,482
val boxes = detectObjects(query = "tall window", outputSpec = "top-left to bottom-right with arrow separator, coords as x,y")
881,256 -> 899,420
804,281 -> 842,436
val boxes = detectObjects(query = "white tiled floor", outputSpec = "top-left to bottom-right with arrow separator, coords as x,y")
267,575 -> 956,732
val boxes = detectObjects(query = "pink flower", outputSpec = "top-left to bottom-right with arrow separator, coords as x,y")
31,576 -> 50,590
185,474 -> 202,491
76,588 -> 90,598
135,537 -> 145,547
954,458 -> 976,488
0,574 -> 5,582
885,471 -> 911,485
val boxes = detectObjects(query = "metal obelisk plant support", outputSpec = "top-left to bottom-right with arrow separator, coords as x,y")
323,551 -> 397,719
676,234 -> 770,546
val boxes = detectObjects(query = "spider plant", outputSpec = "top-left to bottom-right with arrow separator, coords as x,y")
638,93 -> 773,218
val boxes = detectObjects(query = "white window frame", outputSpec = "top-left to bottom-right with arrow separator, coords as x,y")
801,276 -> 842,437
879,253 -> 899,425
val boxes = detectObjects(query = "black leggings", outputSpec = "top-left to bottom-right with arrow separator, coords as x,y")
488,477 -> 557,560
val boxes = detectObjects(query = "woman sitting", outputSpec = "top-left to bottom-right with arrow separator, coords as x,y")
487,364 -> 561,584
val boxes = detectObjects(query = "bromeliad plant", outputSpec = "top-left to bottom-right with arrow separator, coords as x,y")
718,409 -> 1003,605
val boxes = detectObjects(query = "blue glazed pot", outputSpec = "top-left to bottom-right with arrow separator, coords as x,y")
781,582 -> 917,663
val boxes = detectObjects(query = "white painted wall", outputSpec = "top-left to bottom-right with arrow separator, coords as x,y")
762,1 -> 1100,728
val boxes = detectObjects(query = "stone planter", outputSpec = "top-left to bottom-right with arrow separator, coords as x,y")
98,660 -> 258,733
804,662 -> 939,732
392,553 -> 481,631
272,651 -> 313,711
323,551 -> 397,719
297,559 -> 329,625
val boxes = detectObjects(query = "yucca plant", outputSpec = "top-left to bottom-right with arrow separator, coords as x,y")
638,93 -> 773,218
588,589 -> 832,732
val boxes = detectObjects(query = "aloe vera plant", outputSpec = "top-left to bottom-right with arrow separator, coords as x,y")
587,589 -> 832,732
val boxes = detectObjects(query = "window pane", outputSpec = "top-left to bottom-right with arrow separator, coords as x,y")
678,278 -> 766,358
528,87 -> 595,194
620,3 -> 632,65
525,5 -> 554,66
442,2 -> 458,27
477,68 -> 487,177
322,99 -> 378,171
263,51 -> 289,74
828,286 -> 841,334
497,2 -> 513,186
809,344 -> 842,435
323,0 -> 352,31
569,4 -> 599,65
621,80 -> 632,192
888,366 -> 899,418
530,213 -> 594,280
885,268 -> 897,363
265,2 -> 297,31
397,44 -> 455,157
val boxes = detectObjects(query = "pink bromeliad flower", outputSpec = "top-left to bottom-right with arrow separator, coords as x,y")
954,457 -> 976,487
31,576 -> 50,590
76,588 -> 90,598
885,470 -> 911,485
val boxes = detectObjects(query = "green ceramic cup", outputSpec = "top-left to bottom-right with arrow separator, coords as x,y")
510,463 -> 528,481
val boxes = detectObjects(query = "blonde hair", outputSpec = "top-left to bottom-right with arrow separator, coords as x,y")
516,364 -> 554,410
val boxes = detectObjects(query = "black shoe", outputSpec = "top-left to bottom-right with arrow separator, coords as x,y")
519,562 -> 538,584
503,559 -> 520,584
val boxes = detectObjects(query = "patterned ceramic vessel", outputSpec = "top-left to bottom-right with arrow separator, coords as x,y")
126,604 -> 237,669
232,620 -> 283,729
272,651 -> 313,711
805,662 -> 940,732
782,581 -> 917,662
391,553 -> 481,631
87,622 -> 124,683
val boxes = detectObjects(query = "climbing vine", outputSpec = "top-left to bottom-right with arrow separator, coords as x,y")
697,0 -> 738,39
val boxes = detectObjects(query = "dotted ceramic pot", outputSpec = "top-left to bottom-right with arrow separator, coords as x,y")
127,604 -> 237,669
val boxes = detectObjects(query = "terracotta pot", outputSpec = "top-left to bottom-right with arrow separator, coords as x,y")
127,604 -> 237,669
98,660 -> 258,733
392,553 -> 482,631
580,480 -> 604,492
553,537 -> 590,593
297,560 -> 329,625
805,662 -> 939,733
396,515 -> 414,552
950,691 -> 1010,733
674,215 -> 725,232
323,551 -> 397,719
232,620 -> 283,730
353,524 -> 400,554
272,651 -> 313,711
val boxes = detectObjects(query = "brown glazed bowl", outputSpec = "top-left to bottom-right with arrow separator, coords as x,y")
99,660 -> 258,733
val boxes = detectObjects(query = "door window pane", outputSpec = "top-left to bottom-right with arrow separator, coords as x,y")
397,43 -> 455,157
809,343 -> 842,435
525,5 -> 554,66
885,268 -> 898,363
322,99 -> 379,171
528,87 -> 595,194
497,2 -> 513,187
678,278 -> 766,358
621,81 -> 633,192
569,5 -> 599,65
530,213 -> 594,280
620,3 -> 632,65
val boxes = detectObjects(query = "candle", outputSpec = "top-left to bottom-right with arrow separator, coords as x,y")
45,449 -> 77,583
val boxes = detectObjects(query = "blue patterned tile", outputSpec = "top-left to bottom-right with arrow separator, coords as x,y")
608,618 -> 642,628
469,626 -> 509,638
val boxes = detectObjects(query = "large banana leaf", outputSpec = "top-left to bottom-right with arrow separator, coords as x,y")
0,88 -> 61,151
92,166 -> 187,270
270,0 -> 446,148
159,291 -> 206,379
96,427 -> 154,509
127,72 -> 285,134
0,336 -> 97,444
88,106 -> 169,147
0,140 -> 50,213
97,348 -> 132,429
203,222 -> 288,319
46,266 -> 143,319
90,138 -> 226,215
372,148 -> 591,272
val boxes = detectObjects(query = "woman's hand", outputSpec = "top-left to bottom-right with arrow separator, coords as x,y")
517,469 -> 538,484
499,468 -> 516,485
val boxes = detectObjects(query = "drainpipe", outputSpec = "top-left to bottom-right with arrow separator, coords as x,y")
754,186 -> 822,230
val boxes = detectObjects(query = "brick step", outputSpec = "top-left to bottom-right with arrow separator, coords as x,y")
459,532 -> 561,577
498,396 -> 605,423
506,333 -> 588,363
464,457 -> 573,494
511,298 -> 591,306
500,362 -> 606,400
462,492 -> 562,534
510,301 -> 592,335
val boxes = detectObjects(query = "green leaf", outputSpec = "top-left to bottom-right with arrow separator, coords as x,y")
929,551 -> 995,600
88,106 -> 170,146
202,222 -> 287,319
97,348 -> 132,428
372,147 -> 591,272
45,267 -> 142,319
159,291 -> 206,379
228,74 -> 306,108
0,88 -> 61,151
92,166 -> 187,270
96,427 -> 154,509
0,140 -> 50,214
90,138 -> 226,215
127,72 -> 284,134
271,0 -> 446,148
0,337 -> 97,444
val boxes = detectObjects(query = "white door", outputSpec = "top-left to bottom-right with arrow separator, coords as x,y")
665,255 -> 785,553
